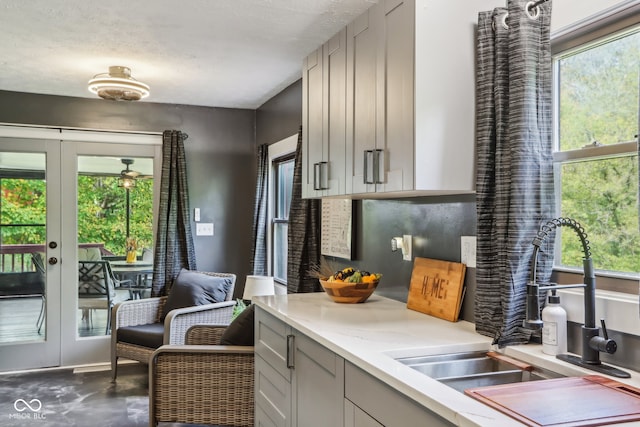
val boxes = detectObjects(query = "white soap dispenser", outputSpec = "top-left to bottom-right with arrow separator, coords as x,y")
542,290 -> 567,355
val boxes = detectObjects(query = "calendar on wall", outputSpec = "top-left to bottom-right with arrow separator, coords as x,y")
320,199 -> 353,260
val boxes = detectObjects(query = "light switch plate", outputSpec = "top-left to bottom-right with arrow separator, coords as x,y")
194,208 -> 200,222
196,222 -> 214,236
461,236 -> 476,268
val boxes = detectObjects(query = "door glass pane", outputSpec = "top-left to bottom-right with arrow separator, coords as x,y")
0,152 -> 47,343
76,156 -> 154,337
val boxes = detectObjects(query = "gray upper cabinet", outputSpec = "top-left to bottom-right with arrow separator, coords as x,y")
345,7 -> 378,194
302,46 -> 324,198
302,29 -> 347,198
304,0 -> 497,198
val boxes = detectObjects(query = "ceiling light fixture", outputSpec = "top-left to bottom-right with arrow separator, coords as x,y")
88,66 -> 150,101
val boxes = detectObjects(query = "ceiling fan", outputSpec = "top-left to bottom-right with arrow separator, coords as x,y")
119,158 -> 152,188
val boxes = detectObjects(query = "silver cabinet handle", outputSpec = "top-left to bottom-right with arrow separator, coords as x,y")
364,150 -> 384,184
314,163 -> 321,190
364,150 -> 374,184
319,161 -> 328,190
286,334 -> 295,369
374,149 -> 384,184
313,162 -> 329,190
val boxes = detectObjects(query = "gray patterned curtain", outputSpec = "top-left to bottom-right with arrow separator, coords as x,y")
151,130 -> 197,296
287,127 -> 321,293
475,0 -> 555,346
250,144 -> 269,275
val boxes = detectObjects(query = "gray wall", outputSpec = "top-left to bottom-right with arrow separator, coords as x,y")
0,90 -> 257,298
256,80 -> 302,146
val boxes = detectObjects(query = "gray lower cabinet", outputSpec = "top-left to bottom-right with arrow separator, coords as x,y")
345,399 -> 384,427
255,306 -> 345,427
344,362 -> 455,427
255,306 -> 454,427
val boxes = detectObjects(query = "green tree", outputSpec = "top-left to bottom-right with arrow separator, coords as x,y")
558,31 -> 640,272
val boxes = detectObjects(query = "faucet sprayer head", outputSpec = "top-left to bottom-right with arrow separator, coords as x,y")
523,281 -> 544,330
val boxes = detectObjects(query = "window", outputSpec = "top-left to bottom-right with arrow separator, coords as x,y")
267,135 -> 297,286
272,156 -> 294,283
553,20 -> 639,281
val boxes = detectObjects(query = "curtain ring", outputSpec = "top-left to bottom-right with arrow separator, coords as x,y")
492,12 -> 508,31
525,1 -> 540,20
491,12 -> 509,32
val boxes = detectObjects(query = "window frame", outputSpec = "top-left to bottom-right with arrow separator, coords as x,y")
266,135 -> 297,288
551,5 -> 640,294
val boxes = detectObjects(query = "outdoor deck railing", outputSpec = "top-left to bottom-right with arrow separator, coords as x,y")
0,243 -> 114,273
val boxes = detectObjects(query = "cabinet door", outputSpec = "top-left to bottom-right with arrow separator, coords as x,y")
323,28 -> 347,196
346,8 -> 378,195
255,308 -> 293,427
345,399 -> 384,427
376,0 -> 414,193
293,332 -> 345,427
302,46 -> 325,198
345,362 -> 454,427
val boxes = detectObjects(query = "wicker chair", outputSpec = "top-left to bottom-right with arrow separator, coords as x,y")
110,272 -> 236,381
149,324 -> 254,427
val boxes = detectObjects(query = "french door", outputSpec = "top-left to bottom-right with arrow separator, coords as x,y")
0,127 -> 160,371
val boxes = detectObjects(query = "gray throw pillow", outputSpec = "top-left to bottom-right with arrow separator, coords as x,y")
161,269 -> 233,321
220,304 -> 255,346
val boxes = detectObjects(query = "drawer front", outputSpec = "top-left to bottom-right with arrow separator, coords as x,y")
256,307 -> 291,379
256,355 -> 291,427
345,362 -> 454,427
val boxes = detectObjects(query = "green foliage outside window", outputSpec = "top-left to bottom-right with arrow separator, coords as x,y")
1,176 -> 153,257
77,176 -> 153,255
557,30 -> 640,273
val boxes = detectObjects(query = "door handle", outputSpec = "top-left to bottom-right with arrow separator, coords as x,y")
48,257 -> 58,265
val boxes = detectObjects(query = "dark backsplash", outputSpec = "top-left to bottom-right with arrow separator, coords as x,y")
325,194 -> 477,322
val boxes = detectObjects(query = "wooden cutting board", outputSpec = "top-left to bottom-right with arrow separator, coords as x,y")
407,257 -> 466,322
465,375 -> 640,427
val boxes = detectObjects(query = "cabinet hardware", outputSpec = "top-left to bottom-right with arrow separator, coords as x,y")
364,150 -> 374,184
374,149 -> 385,184
313,162 -> 329,191
313,163 -> 321,190
364,150 -> 385,184
286,334 -> 295,368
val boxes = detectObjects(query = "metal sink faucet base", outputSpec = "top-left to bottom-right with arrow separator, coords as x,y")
524,217 -> 630,378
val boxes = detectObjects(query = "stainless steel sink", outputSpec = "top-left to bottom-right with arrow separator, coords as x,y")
396,351 -> 563,393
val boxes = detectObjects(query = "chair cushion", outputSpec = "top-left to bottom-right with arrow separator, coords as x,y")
220,304 -> 255,346
117,322 -> 165,349
161,269 -> 233,321
78,247 -> 102,261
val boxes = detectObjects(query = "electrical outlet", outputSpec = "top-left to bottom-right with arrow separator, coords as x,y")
402,234 -> 412,261
461,236 -> 476,268
196,222 -> 214,236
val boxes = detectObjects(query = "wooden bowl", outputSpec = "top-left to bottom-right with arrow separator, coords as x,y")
318,279 -> 379,303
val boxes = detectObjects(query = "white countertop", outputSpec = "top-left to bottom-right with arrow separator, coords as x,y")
253,292 -> 640,427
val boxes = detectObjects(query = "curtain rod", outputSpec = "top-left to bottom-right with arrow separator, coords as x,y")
528,0 -> 550,11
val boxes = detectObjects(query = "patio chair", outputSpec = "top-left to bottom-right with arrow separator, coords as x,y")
31,252 -> 46,334
149,307 -> 255,426
78,260 -> 130,334
110,269 -> 236,381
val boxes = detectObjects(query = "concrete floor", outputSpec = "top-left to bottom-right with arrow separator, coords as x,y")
0,363 -> 209,427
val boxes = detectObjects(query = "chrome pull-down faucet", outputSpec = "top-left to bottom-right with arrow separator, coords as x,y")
524,217 -> 629,378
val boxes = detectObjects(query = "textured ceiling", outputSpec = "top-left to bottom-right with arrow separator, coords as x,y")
0,0 -> 378,109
